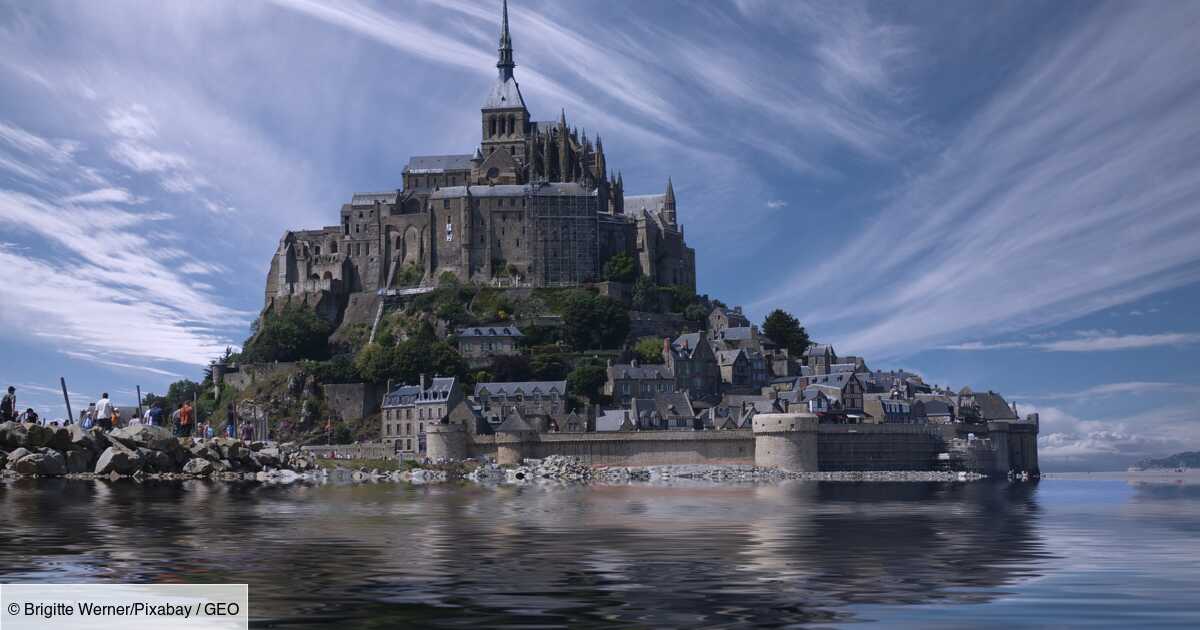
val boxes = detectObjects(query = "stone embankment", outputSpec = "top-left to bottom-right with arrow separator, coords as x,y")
0,421 -> 319,480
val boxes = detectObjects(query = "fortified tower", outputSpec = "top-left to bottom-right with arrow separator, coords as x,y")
425,421 -> 467,462
752,412 -> 819,472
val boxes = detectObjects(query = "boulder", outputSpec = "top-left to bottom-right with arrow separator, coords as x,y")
23,423 -> 54,449
5,447 -> 31,469
14,450 -> 67,476
182,458 -> 214,475
210,459 -> 232,473
188,442 -> 218,461
0,422 -> 28,449
252,449 -> 280,469
68,425 -> 110,454
65,449 -> 94,474
108,425 -> 178,453
137,447 -> 176,473
45,426 -> 72,451
94,445 -> 144,475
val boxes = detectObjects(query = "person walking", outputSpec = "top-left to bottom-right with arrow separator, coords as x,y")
1,386 -> 16,422
178,401 -> 194,438
240,420 -> 253,443
95,393 -> 114,431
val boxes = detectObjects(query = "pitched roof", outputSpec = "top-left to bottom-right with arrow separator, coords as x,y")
715,326 -> 754,342
474,381 -> 566,397
482,76 -> 527,109
496,409 -> 536,433
607,363 -> 673,380
595,409 -> 628,432
972,392 -> 1018,421
458,325 -> 524,338
806,372 -> 859,388
404,154 -> 474,174
383,377 -> 457,406
716,349 -> 744,366
671,332 -> 705,358
624,194 -> 666,217
804,343 -> 833,357
350,191 -> 398,206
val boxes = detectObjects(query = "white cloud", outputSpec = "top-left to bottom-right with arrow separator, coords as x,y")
1039,332 -> 1200,352
939,341 -> 1028,351
62,187 -> 142,205
766,199 -> 788,209
1024,382 -> 1200,401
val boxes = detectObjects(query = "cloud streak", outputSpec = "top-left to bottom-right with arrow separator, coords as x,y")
762,2 -> 1200,359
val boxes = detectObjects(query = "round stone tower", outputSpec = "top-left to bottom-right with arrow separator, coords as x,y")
425,421 -> 467,462
753,412 -> 819,472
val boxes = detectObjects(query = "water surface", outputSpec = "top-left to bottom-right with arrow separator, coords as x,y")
1,477 -> 1197,628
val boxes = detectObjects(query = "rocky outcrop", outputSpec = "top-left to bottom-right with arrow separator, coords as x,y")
0,421 -> 320,480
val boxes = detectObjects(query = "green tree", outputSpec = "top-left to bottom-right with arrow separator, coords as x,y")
762,309 -> 812,356
488,354 -> 532,382
602,252 -> 637,283
567,363 -> 607,402
561,290 -> 630,350
529,353 -> 569,380
684,303 -> 707,326
241,305 -> 332,363
354,339 -> 468,385
166,379 -> 203,410
633,336 -> 666,364
631,276 -> 659,312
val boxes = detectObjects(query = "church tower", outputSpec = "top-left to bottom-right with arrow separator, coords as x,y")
480,0 -> 529,168
663,177 -> 677,227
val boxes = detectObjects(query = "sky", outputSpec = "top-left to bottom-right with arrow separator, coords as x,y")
0,0 -> 1197,471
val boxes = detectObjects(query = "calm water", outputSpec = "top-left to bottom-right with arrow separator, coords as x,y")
1,477 -> 1198,628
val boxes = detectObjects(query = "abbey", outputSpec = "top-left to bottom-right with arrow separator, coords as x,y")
265,1 -> 695,312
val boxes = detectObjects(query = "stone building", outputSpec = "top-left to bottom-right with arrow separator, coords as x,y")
708,306 -> 750,332
605,360 -> 675,404
381,376 -> 463,457
473,380 -> 567,421
456,325 -> 524,361
664,333 -> 720,401
263,1 -> 695,320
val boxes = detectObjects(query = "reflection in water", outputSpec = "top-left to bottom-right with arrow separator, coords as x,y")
0,479 -> 1066,627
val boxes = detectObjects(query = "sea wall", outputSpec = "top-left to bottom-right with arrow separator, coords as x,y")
817,424 -> 949,472
321,383 -> 382,421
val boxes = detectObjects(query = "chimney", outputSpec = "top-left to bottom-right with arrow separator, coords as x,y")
663,337 -> 671,358
420,373 -> 428,390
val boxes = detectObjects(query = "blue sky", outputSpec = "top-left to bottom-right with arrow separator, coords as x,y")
0,0 -> 1197,470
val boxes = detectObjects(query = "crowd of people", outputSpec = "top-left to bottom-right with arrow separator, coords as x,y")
1,385 -> 261,441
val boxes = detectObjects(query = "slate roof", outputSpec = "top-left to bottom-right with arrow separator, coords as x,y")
496,409 -> 537,433
475,381 -> 566,397
806,372 -> 859,388
716,349 -> 744,366
608,363 -> 673,380
631,392 -> 695,422
715,326 -> 754,342
404,154 -> 475,174
596,409 -> 629,432
919,400 -> 954,416
624,194 -> 666,217
671,332 -> 705,358
350,191 -> 398,206
458,325 -> 524,338
804,343 -> 833,357
804,384 -> 844,401
972,391 -> 1018,421
482,76 -> 527,109
383,377 -> 457,407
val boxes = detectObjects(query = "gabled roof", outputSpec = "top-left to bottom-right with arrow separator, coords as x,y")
671,332 -> 705,358
804,343 -> 834,357
806,372 -> 860,388
716,349 -> 745,366
458,325 -> 524,338
475,381 -> 567,397
595,409 -> 628,432
716,326 -> 754,342
972,391 -> 1018,421
496,409 -> 536,433
404,154 -> 475,174
608,363 -> 673,380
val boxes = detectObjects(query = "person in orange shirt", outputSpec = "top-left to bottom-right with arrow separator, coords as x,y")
178,401 -> 194,438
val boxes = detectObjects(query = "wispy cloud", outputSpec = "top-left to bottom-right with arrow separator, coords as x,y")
1024,382 -> 1200,401
766,200 -> 788,209
63,187 -> 143,205
761,2 -> 1200,359
941,331 -> 1200,353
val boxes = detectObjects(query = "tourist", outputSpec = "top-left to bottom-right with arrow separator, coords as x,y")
18,408 -> 39,424
205,422 -> 215,439
225,404 -> 238,439
178,401 -> 194,438
81,405 -> 95,430
95,393 -> 114,431
110,406 -> 121,430
148,402 -> 163,427
1,386 -> 16,422
240,420 -> 253,442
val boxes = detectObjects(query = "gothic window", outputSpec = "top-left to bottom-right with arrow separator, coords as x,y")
489,118 -> 496,137
330,241 -> 338,254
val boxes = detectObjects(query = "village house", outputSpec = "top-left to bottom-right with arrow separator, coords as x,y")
803,344 -> 837,375
716,349 -> 752,392
473,380 -> 567,422
707,305 -> 750,332
803,371 -> 865,417
456,325 -> 524,362
605,360 -> 675,404
382,376 -> 463,457
863,393 -> 915,424
664,333 -> 719,401
629,391 -> 696,430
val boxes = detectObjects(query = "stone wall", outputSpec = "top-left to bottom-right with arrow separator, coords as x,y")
302,443 -> 395,460
220,362 -> 298,392
816,424 -> 947,472
488,430 -> 756,467
321,383 -> 381,421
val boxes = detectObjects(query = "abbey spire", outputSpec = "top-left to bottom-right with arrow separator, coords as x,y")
497,0 -> 515,80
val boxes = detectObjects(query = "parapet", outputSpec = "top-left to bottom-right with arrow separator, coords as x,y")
752,412 -> 819,435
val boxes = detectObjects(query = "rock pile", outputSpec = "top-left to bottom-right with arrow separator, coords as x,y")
0,421 -> 319,480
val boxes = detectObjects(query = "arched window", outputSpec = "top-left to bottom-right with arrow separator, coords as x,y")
330,241 -> 338,254
313,245 -> 321,256
489,117 -> 496,137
